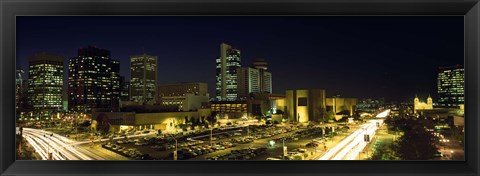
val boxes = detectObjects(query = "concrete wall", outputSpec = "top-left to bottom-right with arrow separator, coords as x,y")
285,89 -> 326,123
326,98 -> 358,116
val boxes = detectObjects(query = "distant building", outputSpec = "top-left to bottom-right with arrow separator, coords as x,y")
209,100 -> 262,120
28,53 -> 64,113
237,59 -> 273,99
285,89 -> 327,123
160,94 -> 210,112
237,67 -> 260,98
251,58 -> 272,94
68,46 -> 120,112
16,67 -> 29,115
120,76 -> 130,101
413,95 -> 433,113
437,65 -> 464,108
158,82 -> 208,97
130,54 -> 158,104
216,43 -> 241,101
157,82 -> 209,111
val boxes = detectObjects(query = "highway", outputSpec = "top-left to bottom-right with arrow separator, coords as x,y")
318,109 -> 389,160
22,128 -> 124,160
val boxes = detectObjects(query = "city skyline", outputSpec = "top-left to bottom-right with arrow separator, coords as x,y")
17,16 -> 464,102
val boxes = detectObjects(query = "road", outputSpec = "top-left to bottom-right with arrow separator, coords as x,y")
317,109 -> 389,160
317,119 -> 382,160
22,128 -> 127,160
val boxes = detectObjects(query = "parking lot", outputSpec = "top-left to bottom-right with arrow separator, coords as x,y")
101,124 -> 350,160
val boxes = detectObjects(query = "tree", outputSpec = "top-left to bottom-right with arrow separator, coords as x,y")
184,116 -> 189,125
326,110 -> 335,121
393,129 -> 437,160
190,117 -> 198,130
369,143 -> 399,160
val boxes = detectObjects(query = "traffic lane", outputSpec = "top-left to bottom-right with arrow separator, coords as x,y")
23,129 -> 89,160
79,143 -> 130,160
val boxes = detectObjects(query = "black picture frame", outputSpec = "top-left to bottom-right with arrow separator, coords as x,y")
1,0 -> 479,176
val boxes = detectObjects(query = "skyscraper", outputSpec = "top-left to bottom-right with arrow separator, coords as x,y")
130,53 -> 158,104
437,65 -> 464,108
216,43 -> 241,101
16,67 -> 29,115
120,76 -> 130,101
251,58 -> 272,94
237,67 -> 260,99
68,46 -> 120,112
237,59 -> 273,99
27,53 -> 64,112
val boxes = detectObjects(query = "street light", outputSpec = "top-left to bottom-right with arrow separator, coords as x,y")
44,133 -> 53,160
269,140 -> 275,147
170,134 -> 178,160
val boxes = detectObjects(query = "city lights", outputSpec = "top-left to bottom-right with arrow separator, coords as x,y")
15,17 -> 464,161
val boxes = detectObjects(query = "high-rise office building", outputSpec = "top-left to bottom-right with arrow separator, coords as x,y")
120,76 -> 130,101
252,58 -> 272,94
68,46 -> 120,112
16,67 -> 29,114
27,53 -> 64,112
216,43 -> 241,101
130,54 -> 158,104
437,65 -> 464,108
237,67 -> 260,99
237,59 -> 273,99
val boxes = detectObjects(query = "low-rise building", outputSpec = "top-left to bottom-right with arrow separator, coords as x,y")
92,108 -> 212,133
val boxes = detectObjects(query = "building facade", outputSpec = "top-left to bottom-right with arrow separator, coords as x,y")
157,82 -> 209,112
68,46 -> 120,112
209,100 -> 261,119
216,43 -> 241,101
237,67 -> 260,99
160,94 -> 210,112
120,76 -> 130,101
437,65 -> 464,108
16,67 -> 29,115
130,54 -> 158,104
325,97 -> 358,116
237,59 -> 273,99
251,58 -> 272,94
93,108 -> 212,133
285,89 -> 327,123
158,82 -> 208,97
413,95 -> 433,113
27,53 -> 64,113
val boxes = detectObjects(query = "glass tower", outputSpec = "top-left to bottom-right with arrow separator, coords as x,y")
437,65 -> 464,107
130,54 -> 158,104
28,53 -> 64,113
68,46 -> 120,112
216,43 -> 241,101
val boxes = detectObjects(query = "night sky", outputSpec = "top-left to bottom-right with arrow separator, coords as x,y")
16,16 -> 464,103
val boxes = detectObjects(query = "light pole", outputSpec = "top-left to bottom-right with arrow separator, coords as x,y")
171,134 -> 178,160
210,126 -> 213,146
282,137 -> 286,160
44,133 -> 53,160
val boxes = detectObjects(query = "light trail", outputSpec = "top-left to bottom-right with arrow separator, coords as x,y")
318,118 -> 385,160
22,128 -> 94,160
376,109 -> 391,118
